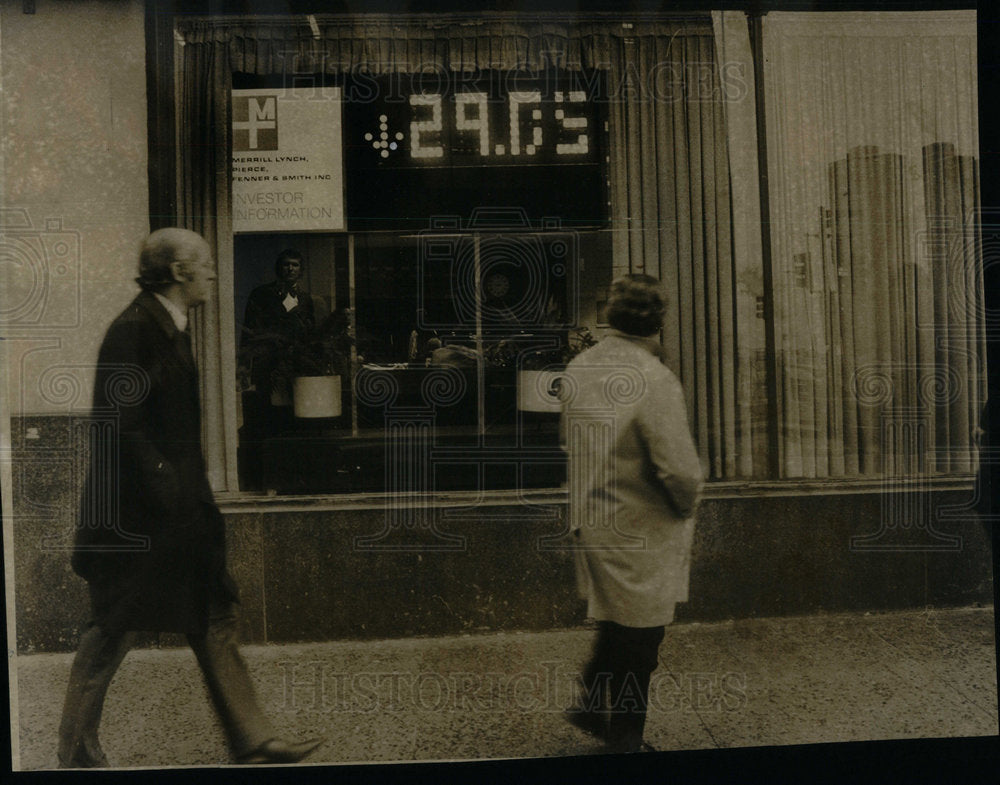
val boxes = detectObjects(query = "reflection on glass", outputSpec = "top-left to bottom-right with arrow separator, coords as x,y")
234,230 -> 610,495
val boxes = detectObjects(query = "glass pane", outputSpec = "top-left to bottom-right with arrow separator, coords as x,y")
235,229 -> 612,495
234,234 -> 351,492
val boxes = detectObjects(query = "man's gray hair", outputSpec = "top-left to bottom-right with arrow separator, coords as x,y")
136,228 -> 210,292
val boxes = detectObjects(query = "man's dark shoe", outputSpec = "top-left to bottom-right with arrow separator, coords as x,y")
235,738 -> 323,765
58,755 -> 109,769
58,744 -> 110,768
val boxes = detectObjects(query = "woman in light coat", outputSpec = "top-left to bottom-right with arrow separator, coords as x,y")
561,274 -> 704,753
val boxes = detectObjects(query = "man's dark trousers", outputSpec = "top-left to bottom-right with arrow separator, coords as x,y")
58,589 -> 274,767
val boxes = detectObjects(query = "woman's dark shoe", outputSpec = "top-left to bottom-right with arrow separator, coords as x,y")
564,704 -> 608,740
607,736 -> 657,754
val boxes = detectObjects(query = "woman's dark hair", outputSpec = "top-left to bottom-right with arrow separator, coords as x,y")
606,274 -> 666,337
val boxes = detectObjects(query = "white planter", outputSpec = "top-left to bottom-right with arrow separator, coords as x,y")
293,375 -> 342,418
517,369 -> 566,413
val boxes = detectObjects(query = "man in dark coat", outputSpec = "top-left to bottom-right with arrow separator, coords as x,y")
58,228 -> 321,767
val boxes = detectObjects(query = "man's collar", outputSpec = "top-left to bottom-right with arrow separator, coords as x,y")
152,291 -> 188,332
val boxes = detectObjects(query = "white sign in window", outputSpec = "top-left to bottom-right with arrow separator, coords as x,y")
231,87 -> 345,233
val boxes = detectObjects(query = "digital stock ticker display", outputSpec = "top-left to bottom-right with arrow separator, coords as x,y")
342,72 -> 609,231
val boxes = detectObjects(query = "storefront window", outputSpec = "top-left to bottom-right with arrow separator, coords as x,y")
235,229 -> 611,494
172,13 -> 983,495
760,13 -> 985,479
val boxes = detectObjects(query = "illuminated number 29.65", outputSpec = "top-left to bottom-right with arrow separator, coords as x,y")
407,91 -> 590,159
455,92 -> 490,155
554,91 -> 589,154
410,94 -> 444,158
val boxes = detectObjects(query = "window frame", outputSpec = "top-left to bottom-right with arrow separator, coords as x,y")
156,9 -> 983,499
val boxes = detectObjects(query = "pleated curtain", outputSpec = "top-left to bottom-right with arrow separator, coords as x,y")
178,31 -> 237,492
760,11 -> 984,479
605,28 -> 762,479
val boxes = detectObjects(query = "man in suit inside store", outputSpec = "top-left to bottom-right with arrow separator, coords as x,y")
58,228 -> 322,767
242,248 -> 319,345
238,248 -> 321,437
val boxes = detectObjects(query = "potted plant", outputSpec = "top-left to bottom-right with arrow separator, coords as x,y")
290,309 -> 354,419
287,340 -> 341,419
241,309 -> 352,419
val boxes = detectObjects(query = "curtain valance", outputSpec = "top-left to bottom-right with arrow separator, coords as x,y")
177,16 -> 712,75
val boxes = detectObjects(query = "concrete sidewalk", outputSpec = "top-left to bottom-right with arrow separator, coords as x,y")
12,606 -> 998,770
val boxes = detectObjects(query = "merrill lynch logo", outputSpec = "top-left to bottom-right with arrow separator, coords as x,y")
233,95 -> 278,151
